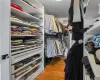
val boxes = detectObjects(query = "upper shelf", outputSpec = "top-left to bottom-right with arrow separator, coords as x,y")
11,0 -> 43,15
85,21 -> 100,35
11,20 -> 40,28
23,0 -> 44,8
11,7 -> 42,22
85,49 -> 100,78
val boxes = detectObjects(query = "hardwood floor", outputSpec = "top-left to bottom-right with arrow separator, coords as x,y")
35,57 -> 65,80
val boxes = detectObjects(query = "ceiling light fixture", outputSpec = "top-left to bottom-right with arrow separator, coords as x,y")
56,0 -> 62,1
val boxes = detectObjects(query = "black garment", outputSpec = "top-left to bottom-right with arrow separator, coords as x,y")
68,0 -> 83,24
68,0 -> 84,40
72,22 -> 83,40
68,0 -> 74,23
65,42 -> 83,80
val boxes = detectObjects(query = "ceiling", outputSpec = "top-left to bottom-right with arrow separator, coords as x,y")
38,0 -> 100,18
38,0 -> 71,18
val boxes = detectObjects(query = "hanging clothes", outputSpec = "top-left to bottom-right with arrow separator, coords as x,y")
44,14 -> 59,34
65,0 -> 84,80
68,0 -> 84,40
73,0 -> 81,22
46,38 -> 64,58
68,0 -> 84,24
46,39 -> 55,58
52,16 -> 58,33
72,21 -> 83,40
44,14 -> 64,34
64,42 -> 83,80
44,14 -> 53,34
55,40 -> 62,55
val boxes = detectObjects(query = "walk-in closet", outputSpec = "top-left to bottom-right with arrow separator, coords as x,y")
0,0 -> 100,80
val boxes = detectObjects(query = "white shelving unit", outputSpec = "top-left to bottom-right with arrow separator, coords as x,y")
84,17 -> 100,80
9,0 -> 45,80
84,0 -> 100,80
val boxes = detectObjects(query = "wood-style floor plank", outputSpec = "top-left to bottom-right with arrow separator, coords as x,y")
35,57 -> 65,80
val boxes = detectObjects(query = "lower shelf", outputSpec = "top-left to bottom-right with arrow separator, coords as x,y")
85,49 -> 100,79
12,56 -> 42,74
12,62 -> 42,80
11,48 -> 43,64
26,66 -> 43,80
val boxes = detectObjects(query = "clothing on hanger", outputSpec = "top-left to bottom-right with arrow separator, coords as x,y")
65,42 -> 83,80
73,0 -> 81,22
68,0 -> 84,23
52,16 -> 58,33
46,38 -> 64,58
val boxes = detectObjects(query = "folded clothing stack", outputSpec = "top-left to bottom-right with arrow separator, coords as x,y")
20,58 -> 41,80
11,39 -> 23,46
11,26 -> 22,35
11,39 -> 43,51
14,54 -> 40,70
35,39 -> 43,44
20,66 -> 39,80
85,34 -> 100,64
11,16 -> 23,22
82,56 -> 95,79
24,39 -> 36,45
24,39 -> 43,45
11,26 -> 42,36
21,27 -> 41,35
11,3 -> 23,12
14,55 -> 41,79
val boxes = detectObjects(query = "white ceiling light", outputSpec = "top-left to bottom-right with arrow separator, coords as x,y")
56,0 -> 62,1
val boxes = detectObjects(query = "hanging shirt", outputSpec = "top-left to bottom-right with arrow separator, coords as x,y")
46,39 -> 55,58
73,0 -> 81,22
52,16 -> 58,33
68,0 -> 84,23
